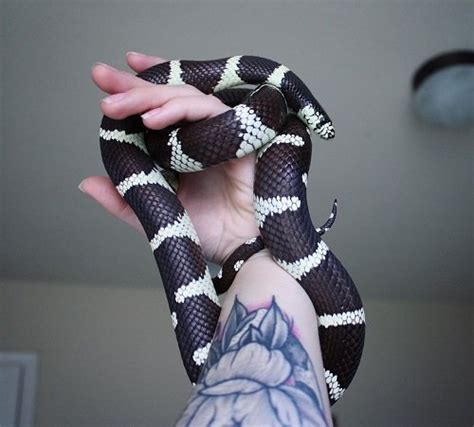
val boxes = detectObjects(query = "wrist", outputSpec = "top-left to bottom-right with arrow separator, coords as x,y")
218,247 -> 332,418
217,234 -> 261,267
229,247 -> 297,297
212,236 -> 264,294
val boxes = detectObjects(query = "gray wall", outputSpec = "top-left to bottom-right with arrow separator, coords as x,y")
1,1 -> 473,426
1,0 -> 472,300
3,279 -> 472,427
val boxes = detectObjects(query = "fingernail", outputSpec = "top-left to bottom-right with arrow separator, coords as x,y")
78,180 -> 86,192
93,62 -> 117,72
102,93 -> 126,104
141,108 -> 162,119
127,51 -> 145,57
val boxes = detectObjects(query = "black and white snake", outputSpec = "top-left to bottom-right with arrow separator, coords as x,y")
99,55 -> 365,404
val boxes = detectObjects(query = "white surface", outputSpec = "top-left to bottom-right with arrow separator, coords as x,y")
0,365 -> 21,427
0,353 -> 38,427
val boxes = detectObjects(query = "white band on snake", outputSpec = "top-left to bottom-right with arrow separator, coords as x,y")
99,55 -> 365,404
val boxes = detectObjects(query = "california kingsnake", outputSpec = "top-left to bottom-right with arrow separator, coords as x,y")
99,55 -> 365,404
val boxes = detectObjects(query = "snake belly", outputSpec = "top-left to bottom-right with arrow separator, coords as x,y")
99,55 -> 365,404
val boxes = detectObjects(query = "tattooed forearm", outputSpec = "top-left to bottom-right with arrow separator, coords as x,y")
176,297 -> 329,427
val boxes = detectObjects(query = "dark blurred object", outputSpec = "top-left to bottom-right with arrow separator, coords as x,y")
412,50 -> 474,127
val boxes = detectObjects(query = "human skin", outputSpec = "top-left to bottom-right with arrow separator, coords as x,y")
84,52 -> 333,425
87,53 -> 260,266
176,248 -> 332,426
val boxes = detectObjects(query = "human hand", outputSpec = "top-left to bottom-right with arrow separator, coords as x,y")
83,52 -> 260,265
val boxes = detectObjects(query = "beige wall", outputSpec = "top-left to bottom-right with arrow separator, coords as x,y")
1,280 -> 472,427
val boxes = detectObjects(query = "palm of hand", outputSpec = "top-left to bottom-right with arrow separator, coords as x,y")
177,152 -> 259,265
86,53 -> 260,266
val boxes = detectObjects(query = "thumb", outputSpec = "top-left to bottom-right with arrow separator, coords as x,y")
79,176 -> 146,236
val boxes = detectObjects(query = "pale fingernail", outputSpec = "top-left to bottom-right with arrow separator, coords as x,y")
127,51 -> 146,58
94,62 -> 117,72
102,93 -> 126,104
78,180 -> 86,192
141,108 -> 162,119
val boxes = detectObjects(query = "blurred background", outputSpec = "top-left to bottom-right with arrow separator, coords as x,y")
1,0 -> 472,426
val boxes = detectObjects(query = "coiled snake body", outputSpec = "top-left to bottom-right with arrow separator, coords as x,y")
99,55 -> 365,404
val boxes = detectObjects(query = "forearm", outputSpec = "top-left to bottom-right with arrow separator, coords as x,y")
176,248 -> 333,426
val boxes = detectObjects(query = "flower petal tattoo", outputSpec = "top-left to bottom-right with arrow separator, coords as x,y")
176,297 -> 329,427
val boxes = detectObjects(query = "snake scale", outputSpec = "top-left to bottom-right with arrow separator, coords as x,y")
99,55 -> 365,404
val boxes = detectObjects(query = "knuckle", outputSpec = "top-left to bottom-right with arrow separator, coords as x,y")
183,84 -> 202,95
205,93 -> 223,105
206,94 -> 229,112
